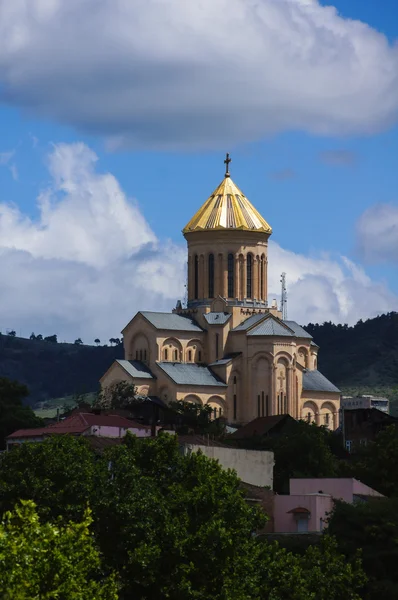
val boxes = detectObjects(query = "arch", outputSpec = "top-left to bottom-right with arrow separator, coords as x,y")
130,332 -> 150,364
162,337 -> 183,362
185,339 -> 203,363
136,385 -> 149,397
252,350 -> 274,366
274,351 -> 293,366
183,394 -> 203,405
227,253 -> 234,298
246,253 -> 253,298
252,355 -> 272,418
301,401 -> 318,424
321,401 -> 336,429
207,395 -> 226,420
313,355 -> 318,370
260,253 -> 266,300
297,346 -> 310,368
208,253 -> 215,298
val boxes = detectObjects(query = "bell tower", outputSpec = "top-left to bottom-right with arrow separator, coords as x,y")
182,154 -> 272,308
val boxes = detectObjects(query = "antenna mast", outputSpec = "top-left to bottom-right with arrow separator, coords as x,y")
280,272 -> 287,320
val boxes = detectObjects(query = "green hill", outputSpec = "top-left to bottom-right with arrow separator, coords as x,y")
0,334 -> 122,406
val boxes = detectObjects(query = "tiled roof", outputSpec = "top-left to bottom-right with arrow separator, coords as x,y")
248,318 -> 293,337
116,359 -> 154,379
283,321 -> 312,339
157,362 -> 227,387
7,413 -> 147,439
140,311 -> 203,332
203,312 -> 231,325
228,415 -> 295,440
208,353 -> 241,367
302,370 -> 340,393
233,313 -> 269,331
182,175 -> 272,234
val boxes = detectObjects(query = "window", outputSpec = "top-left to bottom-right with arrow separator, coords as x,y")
194,254 -> 199,299
233,394 -> 237,420
208,254 -> 214,298
213,407 -> 218,419
345,440 -> 352,453
227,253 -> 234,297
233,376 -> 237,385
188,350 -> 192,362
325,413 -> 330,426
260,258 -> 264,299
247,254 -> 252,298
164,349 -> 168,361
215,333 -> 219,359
261,391 -> 265,417
144,349 -> 147,362
135,350 -> 139,360
139,349 -> 143,361
219,407 -> 223,416
257,395 -> 260,417
198,350 -> 202,362
307,412 -> 311,423
266,394 -> 269,417
284,395 -> 287,413
174,349 -> 178,361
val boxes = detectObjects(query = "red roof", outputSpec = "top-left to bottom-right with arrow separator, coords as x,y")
7,412 -> 150,439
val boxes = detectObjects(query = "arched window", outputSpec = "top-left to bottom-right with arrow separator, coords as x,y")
174,349 -> 178,361
194,255 -> 199,299
247,254 -> 252,298
227,253 -> 234,297
188,350 -> 192,362
198,350 -> 202,362
260,257 -> 264,300
165,349 -> 168,361
208,254 -> 214,298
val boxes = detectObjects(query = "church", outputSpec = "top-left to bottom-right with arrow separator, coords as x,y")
100,155 -> 340,429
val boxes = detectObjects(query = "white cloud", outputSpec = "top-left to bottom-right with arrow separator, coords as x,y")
0,141 -> 396,342
356,203 -> 398,264
0,149 -> 18,181
0,0 -> 398,149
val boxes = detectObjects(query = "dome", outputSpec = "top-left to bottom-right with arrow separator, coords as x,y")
183,174 -> 272,235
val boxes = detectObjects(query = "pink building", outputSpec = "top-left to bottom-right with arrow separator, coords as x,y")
6,412 -> 154,450
274,478 -> 383,534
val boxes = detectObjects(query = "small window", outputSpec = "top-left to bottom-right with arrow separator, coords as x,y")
139,349 -> 143,361
144,349 -> 147,361
188,350 -> 192,362
198,350 -> 202,362
219,407 -> 223,416
345,440 -> 352,453
257,395 -> 260,417
233,376 -> 237,385
325,413 -> 330,426
165,349 -> 168,361
135,350 -> 139,360
174,349 -> 178,361
307,412 -> 311,423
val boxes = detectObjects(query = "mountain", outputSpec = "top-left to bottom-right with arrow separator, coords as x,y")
0,334 -> 122,406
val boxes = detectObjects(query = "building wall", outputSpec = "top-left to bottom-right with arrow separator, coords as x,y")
86,425 -> 152,439
182,444 -> 274,488
289,477 -> 383,502
274,494 -> 333,533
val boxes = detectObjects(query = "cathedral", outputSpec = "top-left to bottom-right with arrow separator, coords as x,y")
101,156 -> 340,429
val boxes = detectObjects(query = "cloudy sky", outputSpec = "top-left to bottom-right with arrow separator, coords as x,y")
1,0 -> 398,343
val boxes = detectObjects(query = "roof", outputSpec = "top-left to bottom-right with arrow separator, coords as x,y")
116,359 -> 154,379
140,311 -> 202,332
208,353 -> 241,367
229,415 -> 296,440
203,312 -> 231,325
157,362 -> 227,387
283,321 -> 312,339
183,175 -> 272,234
248,318 -> 294,337
233,313 -> 269,331
7,413 -> 148,439
302,369 -> 340,393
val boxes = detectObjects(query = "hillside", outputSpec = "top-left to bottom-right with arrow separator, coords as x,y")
1,312 -> 398,410
0,334 -> 122,406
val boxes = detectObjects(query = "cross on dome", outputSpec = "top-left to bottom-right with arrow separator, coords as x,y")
224,153 -> 231,177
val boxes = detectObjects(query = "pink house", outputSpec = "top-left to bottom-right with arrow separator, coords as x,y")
274,477 -> 383,534
6,412 -> 155,450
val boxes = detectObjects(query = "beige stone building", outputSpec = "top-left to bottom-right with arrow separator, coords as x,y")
101,157 -> 340,428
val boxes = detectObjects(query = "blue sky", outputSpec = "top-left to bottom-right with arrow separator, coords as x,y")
1,0 -> 398,341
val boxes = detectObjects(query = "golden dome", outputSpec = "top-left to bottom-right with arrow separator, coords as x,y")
183,173 -> 272,235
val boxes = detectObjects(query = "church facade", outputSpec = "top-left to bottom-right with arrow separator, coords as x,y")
101,157 -> 340,428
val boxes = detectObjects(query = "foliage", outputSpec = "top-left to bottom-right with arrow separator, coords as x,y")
74,337 -> 83,345
0,377 -> 43,450
168,400 -> 225,435
95,380 -> 138,410
327,497 -> 398,600
347,425 -> 398,497
44,334 -> 58,343
0,433 -> 366,600
0,500 -> 118,600
7,330 -> 16,337
95,338 -> 101,346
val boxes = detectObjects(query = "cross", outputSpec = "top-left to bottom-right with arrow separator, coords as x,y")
277,371 -> 286,391
224,153 -> 231,177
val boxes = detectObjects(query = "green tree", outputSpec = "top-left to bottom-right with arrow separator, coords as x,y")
7,330 -> 16,337
95,380 -> 138,410
327,497 -> 398,599
0,500 -> 118,600
44,334 -> 58,343
0,377 -> 43,450
95,338 -> 101,346
352,425 -> 398,497
74,337 -> 83,345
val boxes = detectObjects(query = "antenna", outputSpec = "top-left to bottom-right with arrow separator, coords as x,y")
280,272 -> 288,320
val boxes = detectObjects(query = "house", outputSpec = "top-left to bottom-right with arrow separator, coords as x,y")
6,412 -> 155,450
228,414 -> 298,441
273,477 -> 383,534
343,408 -> 398,452
341,395 -> 389,414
